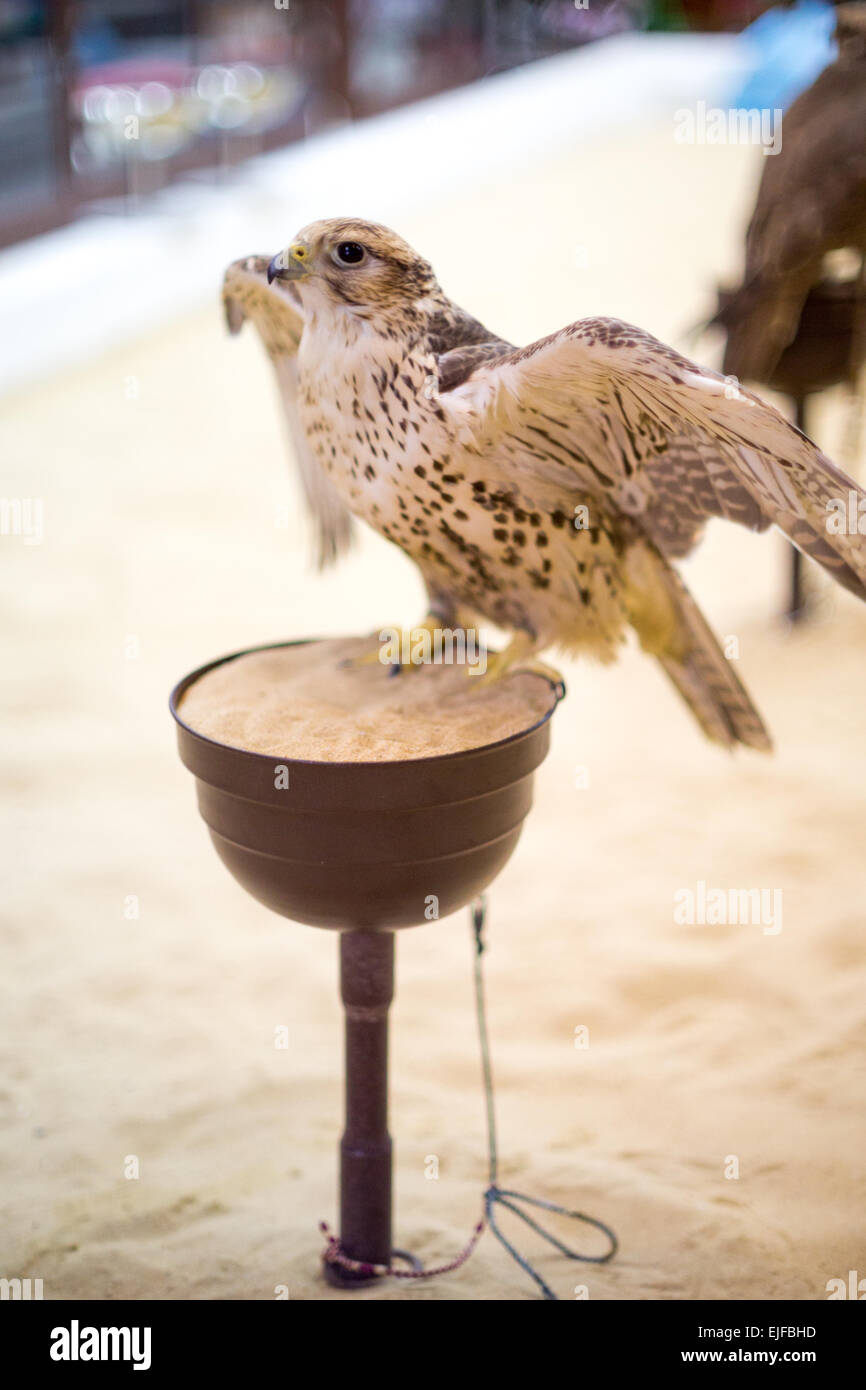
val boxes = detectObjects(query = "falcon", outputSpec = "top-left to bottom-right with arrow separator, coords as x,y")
223,218 -> 866,752
715,2 -> 866,386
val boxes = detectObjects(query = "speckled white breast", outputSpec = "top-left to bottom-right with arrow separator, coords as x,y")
295,314 -> 629,654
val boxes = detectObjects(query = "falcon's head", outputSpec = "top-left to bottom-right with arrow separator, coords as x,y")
267,217 -> 438,317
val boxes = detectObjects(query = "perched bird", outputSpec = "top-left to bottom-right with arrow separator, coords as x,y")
223,218 -> 866,752
715,2 -> 866,386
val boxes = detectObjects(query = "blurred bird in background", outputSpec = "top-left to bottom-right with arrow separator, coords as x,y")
223,217 -> 866,752
714,2 -> 866,388
711,1 -> 866,618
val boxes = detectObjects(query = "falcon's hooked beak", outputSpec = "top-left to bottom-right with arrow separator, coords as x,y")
267,242 -> 313,284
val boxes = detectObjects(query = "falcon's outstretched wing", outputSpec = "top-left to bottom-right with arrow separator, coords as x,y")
424,300 -> 514,391
445,316 -> 866,599
222,256 -> 356,569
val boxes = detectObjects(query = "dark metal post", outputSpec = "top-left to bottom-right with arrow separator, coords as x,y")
334,929 -> 394,1278
326,0 -> 354,120
47,0 -> 74,221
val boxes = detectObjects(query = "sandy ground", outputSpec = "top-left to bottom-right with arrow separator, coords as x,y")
1,118 -> 865,1302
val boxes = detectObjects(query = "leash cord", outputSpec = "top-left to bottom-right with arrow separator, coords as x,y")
471,896 -> 617,1300
321,898 -> 618,1297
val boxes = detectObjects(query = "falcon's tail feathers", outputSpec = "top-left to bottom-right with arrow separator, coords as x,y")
627,548 -> 772,753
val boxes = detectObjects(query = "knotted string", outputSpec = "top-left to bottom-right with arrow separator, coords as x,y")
319,1219 -> 484,1281
321,897 -> 618,1297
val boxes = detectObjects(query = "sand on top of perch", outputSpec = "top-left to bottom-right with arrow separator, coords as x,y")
178,636 -> 561,762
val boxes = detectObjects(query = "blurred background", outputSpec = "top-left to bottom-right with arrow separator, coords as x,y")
2,1 -> 864,1303
0,0 -> 799,251
0,0 -> 834,247
0,0 -> 842,387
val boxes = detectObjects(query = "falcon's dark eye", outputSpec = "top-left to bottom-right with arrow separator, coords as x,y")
334,241 -> 366,266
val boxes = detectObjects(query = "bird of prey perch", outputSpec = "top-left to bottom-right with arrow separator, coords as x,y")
223,218 -> 866,752
715,2 -> 866,386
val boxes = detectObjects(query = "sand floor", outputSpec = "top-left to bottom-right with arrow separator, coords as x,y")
1,119 -> 865,1301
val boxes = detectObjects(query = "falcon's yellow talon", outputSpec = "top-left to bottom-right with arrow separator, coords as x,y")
475,637 -> 566,699
341,616 -> 445,672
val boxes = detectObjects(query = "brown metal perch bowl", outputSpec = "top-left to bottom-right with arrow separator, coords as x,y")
169,638 -> 562,1287
170,640 -> 560,930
